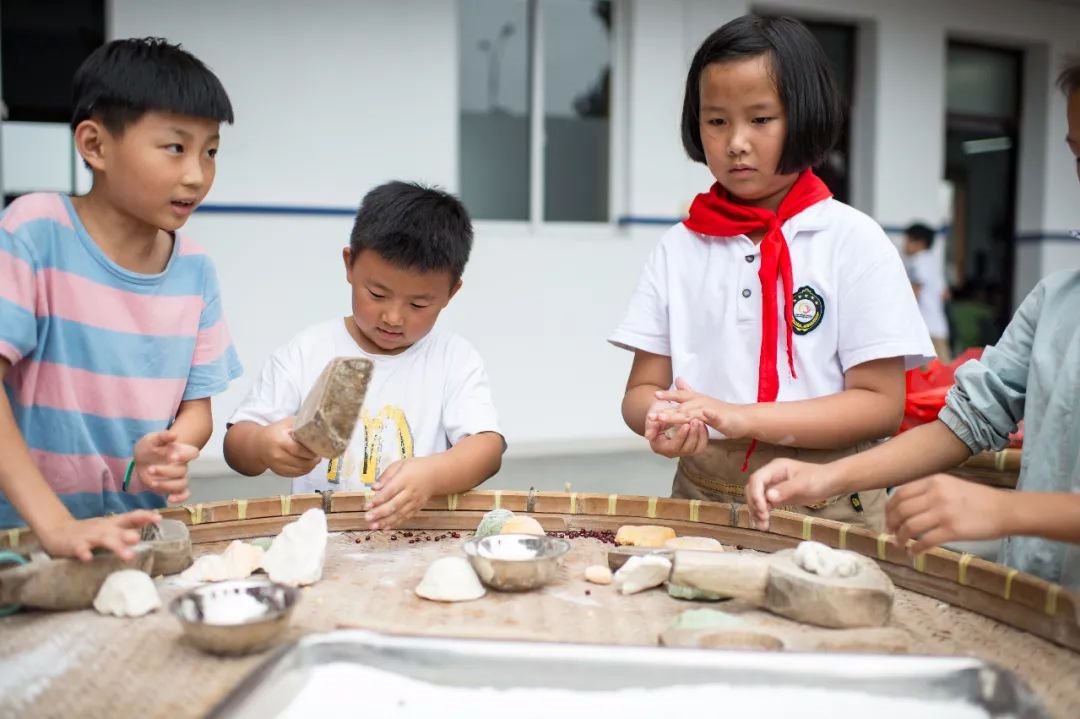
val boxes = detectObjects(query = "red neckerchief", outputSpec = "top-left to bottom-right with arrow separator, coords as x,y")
683,169 -> 832,469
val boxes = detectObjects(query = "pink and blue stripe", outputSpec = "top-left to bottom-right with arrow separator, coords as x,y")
0,193 -> 241,527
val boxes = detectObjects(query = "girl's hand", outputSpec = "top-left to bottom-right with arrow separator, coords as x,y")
654,378 -> 749,439
644,399 -> 708,458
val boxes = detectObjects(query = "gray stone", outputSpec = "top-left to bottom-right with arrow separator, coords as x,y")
764,549 -> 894,629
292,357 -> 374,458
669,549 -> 773,603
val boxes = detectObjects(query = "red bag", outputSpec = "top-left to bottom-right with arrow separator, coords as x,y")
899,349 -> 1024,447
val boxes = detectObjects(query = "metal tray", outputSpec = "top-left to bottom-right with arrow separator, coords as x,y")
208,630 -> 1046,718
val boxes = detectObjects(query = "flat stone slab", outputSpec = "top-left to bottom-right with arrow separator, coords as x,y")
669,549 -> 773,604
764,548 -> 894,629
292,357 -> 374,458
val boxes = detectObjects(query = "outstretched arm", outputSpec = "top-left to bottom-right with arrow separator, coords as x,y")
655,356 -> 907,449
0,359 -> 159,559
745,418 -> 972,530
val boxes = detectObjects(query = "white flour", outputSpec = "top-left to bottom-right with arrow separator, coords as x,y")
0,634 -> 81,711
273,662 -> 989,719
478,543 -> 537,560
179,592 -> 272,625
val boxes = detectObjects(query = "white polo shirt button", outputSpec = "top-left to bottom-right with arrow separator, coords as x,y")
741,289 -> 752,298
745,255 -> 755,263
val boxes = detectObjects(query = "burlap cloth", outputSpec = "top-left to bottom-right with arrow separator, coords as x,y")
1,532 -> 1076,718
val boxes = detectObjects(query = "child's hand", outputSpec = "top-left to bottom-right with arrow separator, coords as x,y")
365,458 -> 437,530
745,459 -> 839,530
654,378 -> 749,439
258,418 -> 321,478
886,474 -> 1008,554
644,399 -> 709,458
133,430 -> 200,503
39,510 -> 161,562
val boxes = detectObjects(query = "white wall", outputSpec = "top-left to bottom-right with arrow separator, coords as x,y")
99,0 -> 1080,468
113,0 -> 458,203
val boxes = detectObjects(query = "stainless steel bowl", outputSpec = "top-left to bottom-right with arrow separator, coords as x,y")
462,534 -> 571,592
170,579 -> 300,655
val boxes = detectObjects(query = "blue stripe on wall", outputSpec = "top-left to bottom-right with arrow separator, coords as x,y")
198,203 -> 355,217
196,204 -> 1076,243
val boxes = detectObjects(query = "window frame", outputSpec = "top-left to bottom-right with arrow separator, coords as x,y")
462,0 -> 628,231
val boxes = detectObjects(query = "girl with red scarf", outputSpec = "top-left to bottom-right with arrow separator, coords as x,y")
609,16 -> 934,530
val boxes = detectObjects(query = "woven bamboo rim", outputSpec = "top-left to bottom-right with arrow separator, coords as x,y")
954,449 -> 1021,488
2,489 -> 1074,651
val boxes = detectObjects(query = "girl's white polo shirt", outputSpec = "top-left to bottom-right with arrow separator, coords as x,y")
609,199 -> 935,406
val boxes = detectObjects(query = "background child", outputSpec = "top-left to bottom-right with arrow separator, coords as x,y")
225,181 -> 504,530
746,59 -> 1080,590
610,15 -> 934,531
0,38 -> 242,559
902,222 -> 951,362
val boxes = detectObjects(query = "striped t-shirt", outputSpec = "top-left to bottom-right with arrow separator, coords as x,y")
0,193 -> 242,527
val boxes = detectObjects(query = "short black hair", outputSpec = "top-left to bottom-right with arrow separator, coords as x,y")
349,181 -> 474,284
1058,57 -> 1080,97
71,37 -> 234,133
905,222 -> 936,249
681,15 -> 842,175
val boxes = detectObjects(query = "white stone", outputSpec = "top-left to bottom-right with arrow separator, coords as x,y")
92,570 -> 161,617
614,554 -> 672,595
584,565 -> 613,585
180,554 -> 230,583
179,541 -> 266,583
664,536 -> 724,551
262,509 -> 329,587
222,541 -> 265,579
793,541 -> 860,578
415,557 -> 485,602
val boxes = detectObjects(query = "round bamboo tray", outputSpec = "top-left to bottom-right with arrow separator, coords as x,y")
953,448 -> 1022,488
0,490 -> 1076,718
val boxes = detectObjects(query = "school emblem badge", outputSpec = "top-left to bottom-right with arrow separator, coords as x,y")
791,285 -> 824,335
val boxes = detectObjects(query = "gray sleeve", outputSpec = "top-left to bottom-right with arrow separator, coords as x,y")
937,283 -> 1043,453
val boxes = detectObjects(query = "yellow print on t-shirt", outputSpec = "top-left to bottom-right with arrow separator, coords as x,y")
326,405 -> 414,487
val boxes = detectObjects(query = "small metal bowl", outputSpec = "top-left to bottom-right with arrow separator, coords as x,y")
462,534 -> 571,592
170,579 -> 299,656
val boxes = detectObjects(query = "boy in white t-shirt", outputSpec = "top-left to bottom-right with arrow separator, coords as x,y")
225,182 -> 504,529
902,222 -> 950,361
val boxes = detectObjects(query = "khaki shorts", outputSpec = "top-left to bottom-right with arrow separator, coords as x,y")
671,438 -> 886,532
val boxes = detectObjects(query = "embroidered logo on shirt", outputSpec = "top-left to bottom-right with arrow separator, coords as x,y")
791,286 -> 825,335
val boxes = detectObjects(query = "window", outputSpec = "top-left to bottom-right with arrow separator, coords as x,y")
1,1 -> 105,123
801,19 -> 856,205
458,0 -> 614,223
1,1 -> 105,204
944,42 -> 1024,342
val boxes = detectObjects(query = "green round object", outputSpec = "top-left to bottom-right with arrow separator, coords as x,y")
474,509 -> 515,539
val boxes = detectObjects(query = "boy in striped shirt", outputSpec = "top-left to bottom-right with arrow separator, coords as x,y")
0,38 -> 242,559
